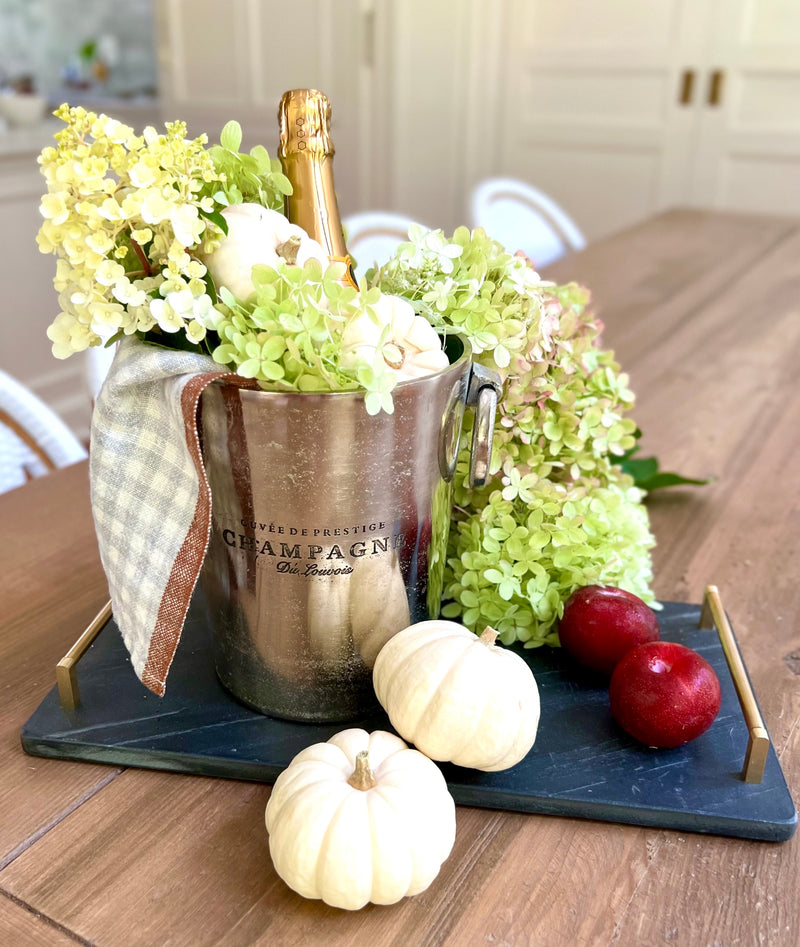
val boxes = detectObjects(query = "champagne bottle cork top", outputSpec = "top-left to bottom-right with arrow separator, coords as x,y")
278,89 -> 333,158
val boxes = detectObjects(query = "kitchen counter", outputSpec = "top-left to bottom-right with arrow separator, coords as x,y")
0,95 -> 161,157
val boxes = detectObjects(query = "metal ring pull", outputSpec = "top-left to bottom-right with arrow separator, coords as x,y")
469,385 -> 497,487
466,364 -> 502,488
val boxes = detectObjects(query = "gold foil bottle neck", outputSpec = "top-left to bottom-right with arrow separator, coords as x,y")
278,89 -> 333,158
277,88 -> 357,288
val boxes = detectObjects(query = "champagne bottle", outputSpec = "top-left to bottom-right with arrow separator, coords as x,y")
277,88 -> 358,289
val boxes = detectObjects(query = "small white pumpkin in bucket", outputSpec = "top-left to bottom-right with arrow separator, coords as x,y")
341,293 -> 450,381
203,203 -> 328,300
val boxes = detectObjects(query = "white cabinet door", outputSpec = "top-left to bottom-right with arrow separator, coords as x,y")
493,0 -> 708,241
156,0 -> 366,213
690,0 -> 800,215
361,0 -> 492,233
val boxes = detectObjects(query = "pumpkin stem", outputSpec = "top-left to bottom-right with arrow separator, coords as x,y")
347,750 -> 378,791
383,342 -> 406,371
276,235 -> 302,264
479,626 -> 499,647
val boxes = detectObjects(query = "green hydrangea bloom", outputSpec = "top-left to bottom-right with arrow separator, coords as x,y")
376,226 -> 657,646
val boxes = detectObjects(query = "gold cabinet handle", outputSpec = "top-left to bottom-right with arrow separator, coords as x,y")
679,69 -> 695,105
708,69 -> 724,106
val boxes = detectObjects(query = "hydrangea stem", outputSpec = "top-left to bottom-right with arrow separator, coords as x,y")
129,233 -> 152,277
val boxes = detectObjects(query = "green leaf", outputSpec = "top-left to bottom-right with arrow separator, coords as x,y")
203,271 -> 219,305
460,589 -> 480,608
220,120 -> 243,152
260,360 -> 285,381
199,208 -> 228,236
620,454 -> 713,491
237,358 -> 261,377
620,456 -> 658,483
219,287 -> 238,307
273,173 -> 293,196
636,470 -> 715,490
139,329 -> 205,355
249,144 -> 270,171
261,336 -> 287,360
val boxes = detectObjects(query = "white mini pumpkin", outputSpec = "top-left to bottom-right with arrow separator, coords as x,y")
203,203 -> 328,300
265,728 -> 455,910
350,549 -> 411,667
306,571 -> 352,664
340,294 -> 450,381
373,620 -> 540,771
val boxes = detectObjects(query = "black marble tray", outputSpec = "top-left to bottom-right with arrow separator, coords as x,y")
21,600 -> 797,842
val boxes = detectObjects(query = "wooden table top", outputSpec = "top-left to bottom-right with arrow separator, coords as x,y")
1,208 -> 798,946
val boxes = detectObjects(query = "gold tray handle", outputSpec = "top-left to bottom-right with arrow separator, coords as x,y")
56,601 -> 112,710
699,585 -> 770,783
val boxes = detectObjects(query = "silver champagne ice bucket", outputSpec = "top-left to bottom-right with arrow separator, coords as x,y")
199,335 -> 500,721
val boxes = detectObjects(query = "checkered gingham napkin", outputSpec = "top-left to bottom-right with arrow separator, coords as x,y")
90,335 -> 249,696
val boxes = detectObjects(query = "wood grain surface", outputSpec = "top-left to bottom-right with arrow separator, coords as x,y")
0,463 -> 121,871
1,209 -> 798,946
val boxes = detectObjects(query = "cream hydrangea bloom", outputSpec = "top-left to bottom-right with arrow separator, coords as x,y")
38,105 -> 225,356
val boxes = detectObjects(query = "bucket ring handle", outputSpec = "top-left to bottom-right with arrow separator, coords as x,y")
466,364 -> 503,488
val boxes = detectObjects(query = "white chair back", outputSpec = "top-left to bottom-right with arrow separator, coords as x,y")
0,370 -> 87,494
344,212 -> 428,281
469,178 -> 586,268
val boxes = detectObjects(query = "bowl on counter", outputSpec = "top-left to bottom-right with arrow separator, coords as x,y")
0,93 -> 47,128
